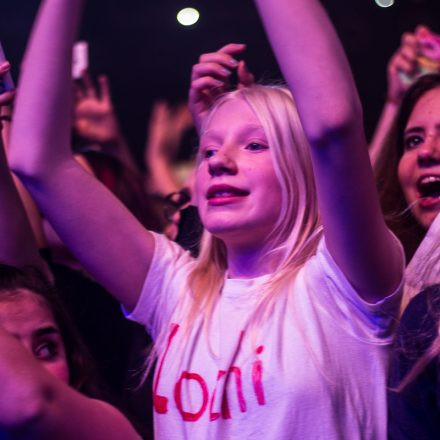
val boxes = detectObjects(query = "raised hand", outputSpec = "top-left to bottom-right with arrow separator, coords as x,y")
387,31 -> 419,104
417,26 -> 440,62
188,43 -> 254,132
73,71 -> 121,144
145,100 -> 193,196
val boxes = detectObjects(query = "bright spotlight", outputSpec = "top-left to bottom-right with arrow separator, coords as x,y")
177,7 -> 200,26
374,0 -> 394,7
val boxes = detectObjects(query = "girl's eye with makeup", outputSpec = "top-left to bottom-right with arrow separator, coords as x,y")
245,142 -> 268,152
404,134 -> 423,151
34,340 -> 59,361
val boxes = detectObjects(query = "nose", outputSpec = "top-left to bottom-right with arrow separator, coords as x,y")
417,134 -> 440,167
208,147 -> 238,177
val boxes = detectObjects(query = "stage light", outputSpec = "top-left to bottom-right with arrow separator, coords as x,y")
177,7 -> 200,26
374,0 -> 394,7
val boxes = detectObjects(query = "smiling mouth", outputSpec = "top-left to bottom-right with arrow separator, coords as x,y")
206,186 -> 250,205
417,176 -> 440,208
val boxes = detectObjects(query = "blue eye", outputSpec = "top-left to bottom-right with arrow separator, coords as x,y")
245,142 -> 268,151
404,135 -> 423,151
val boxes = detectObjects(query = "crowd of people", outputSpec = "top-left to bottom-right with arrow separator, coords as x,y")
0,0 -> 440,438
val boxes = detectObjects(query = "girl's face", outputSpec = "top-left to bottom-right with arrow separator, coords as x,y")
398,87 -> 440,229
0,289 -> 70,383
195,98 -> 282,248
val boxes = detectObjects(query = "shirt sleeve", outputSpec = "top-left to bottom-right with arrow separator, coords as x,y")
124,232 -> 194,340
305,234 -> 404,344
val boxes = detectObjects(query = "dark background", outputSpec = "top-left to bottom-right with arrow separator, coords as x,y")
1,0 -> 440,166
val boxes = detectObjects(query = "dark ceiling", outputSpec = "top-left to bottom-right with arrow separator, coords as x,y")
1,0 -> 440,165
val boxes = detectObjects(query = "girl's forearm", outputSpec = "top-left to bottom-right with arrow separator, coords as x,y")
9,0 -> 85,177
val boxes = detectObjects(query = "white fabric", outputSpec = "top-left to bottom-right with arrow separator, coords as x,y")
127,233 -> 403,440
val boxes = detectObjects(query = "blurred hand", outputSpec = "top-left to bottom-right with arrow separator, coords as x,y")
0,62 -> 15,107
387,31 -> 418,104
73,71 -> 121,143
417,25 -> 440,62
188,43 -> 255,132
147,101 -> 193,161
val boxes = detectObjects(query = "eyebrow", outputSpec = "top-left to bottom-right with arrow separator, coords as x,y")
203,124 -> 266,140
34,326 -> 60,338
404,126 -> 425,136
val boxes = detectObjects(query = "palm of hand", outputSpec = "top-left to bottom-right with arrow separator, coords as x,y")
74,96 -> 119,143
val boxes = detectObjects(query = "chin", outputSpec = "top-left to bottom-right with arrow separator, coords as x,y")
413,209 -> 439,230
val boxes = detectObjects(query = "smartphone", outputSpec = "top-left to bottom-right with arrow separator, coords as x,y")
72,41 -> 89,79
0,42 -> 14,94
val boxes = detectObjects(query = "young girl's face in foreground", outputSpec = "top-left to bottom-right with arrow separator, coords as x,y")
0,289 -> 70,382
398,87 -> 440,229
195,98 -> 282,248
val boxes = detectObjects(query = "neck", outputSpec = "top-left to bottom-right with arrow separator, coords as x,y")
226,242 -> 278,279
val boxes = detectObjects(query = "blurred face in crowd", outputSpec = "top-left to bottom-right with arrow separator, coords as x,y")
0,289 -> 70,382
398,87 -> 440,229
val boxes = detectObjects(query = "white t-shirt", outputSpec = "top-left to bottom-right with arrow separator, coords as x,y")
127,233 -> 403,440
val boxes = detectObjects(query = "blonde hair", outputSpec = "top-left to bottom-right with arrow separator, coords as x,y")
146,85 -> 322,373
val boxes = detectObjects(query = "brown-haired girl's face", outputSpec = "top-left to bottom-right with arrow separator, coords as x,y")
0,289 -> 70,383
398,87 -> 440,229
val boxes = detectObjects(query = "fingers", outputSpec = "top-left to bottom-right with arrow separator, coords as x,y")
415,25 -> 431,39
191,61 -> 233,84
189,43 -> 248,132
217,42 -> 247,55
189,76 -> 226,103
192,43 -> 246,83
98,75 -> 112,102
150,101 -> 171,127
388,32 -> 418,76
0,62 -> 15,106
418,34 -> 440,62
80,69 -> 97,98
0,61 -> 11,76
0,90 -> 15,107
174,104 -> 193,129
237,60 -> 255,88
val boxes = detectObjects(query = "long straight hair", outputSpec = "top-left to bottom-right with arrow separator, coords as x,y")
147,85 -> 322,367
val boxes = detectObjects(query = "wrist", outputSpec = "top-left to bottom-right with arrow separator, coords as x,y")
385,95 -> 401,107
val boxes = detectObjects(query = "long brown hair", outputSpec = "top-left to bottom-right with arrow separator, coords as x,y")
373,77 -> 440,261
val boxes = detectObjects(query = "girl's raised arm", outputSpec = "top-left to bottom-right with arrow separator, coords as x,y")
255,0 -> 403,302
8,0 -> 154,312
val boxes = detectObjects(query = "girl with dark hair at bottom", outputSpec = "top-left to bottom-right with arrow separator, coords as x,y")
0,264 -> 140,440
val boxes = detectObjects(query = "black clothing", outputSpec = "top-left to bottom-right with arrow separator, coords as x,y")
388,285 -> 440,439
